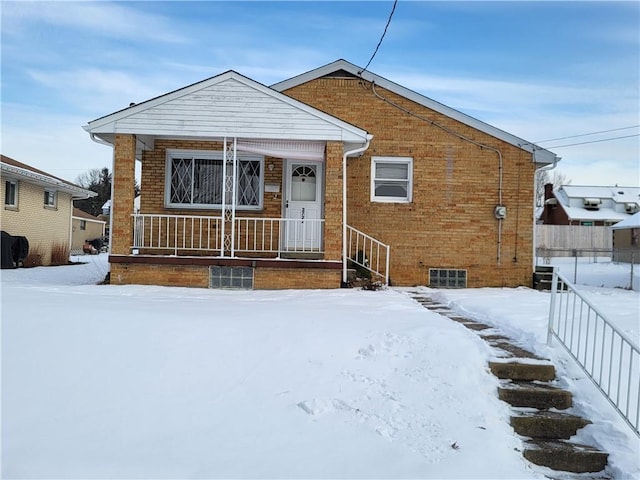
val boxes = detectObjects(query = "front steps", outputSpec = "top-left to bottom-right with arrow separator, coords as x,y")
410,293 -> 609,476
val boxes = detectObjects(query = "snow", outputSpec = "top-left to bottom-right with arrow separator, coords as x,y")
1,255 -> 638,479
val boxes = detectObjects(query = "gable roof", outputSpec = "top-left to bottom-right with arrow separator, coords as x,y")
612,212 -> 640,230
1,155 -> 96,199
84,70 -> 371,152
271,59 -> 559,165
73,208 -> 105,223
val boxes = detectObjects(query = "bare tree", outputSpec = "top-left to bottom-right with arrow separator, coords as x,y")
75,167 -> 112,216
535,170 -> 570,207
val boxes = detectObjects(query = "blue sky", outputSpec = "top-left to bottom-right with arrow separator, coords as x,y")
1,1 -> 638,187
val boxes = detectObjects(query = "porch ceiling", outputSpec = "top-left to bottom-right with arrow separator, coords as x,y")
84,70 -> 371,152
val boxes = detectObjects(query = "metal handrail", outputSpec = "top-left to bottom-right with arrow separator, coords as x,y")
346,225 -> 390,284
548,268 -> 640,437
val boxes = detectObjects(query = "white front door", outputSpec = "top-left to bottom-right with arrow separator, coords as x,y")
285,161 -> 323,251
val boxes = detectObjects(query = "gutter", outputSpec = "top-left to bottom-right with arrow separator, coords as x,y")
342,135 -> 373,284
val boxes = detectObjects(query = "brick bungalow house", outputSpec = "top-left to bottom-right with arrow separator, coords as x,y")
83,59 -> 558,289
1,155 -> 96,266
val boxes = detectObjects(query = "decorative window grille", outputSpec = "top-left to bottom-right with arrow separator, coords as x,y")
371,157 -> 413,202
429,269 -> 467,288
210,266 -> 254,289
166,150 -> 262,209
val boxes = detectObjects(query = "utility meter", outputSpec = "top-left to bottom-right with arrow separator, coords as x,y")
494,205 -> 507,219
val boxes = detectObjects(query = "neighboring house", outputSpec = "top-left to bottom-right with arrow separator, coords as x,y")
71,208 -> 106,254
612,212 -> 640,264
1,155 -> 96,265
539,184 -> 640,226
83,59 -> 558,289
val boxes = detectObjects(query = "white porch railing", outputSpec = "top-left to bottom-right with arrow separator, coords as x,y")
133,214 -> 221,255
234,217 -> 324,254
548,269 -> 640,437
131,214 -> 324,256
346,225 -> 390,284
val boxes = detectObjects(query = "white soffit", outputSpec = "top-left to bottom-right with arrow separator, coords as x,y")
271,59 -> 559,164
84,71 -> 370,145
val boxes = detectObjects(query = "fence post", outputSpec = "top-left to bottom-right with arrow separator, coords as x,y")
547,267 -> 559,346
631,252 -> 635,291
573,249 -> 578,283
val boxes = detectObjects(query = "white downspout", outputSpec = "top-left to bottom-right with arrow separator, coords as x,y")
342,136 -> 373,284
533,152 -> 560,269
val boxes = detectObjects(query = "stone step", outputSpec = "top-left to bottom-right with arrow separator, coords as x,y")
498,382 -> 572,410
523,439 -> 608,473
511,411 -> 592,439
489,361 -> 556,382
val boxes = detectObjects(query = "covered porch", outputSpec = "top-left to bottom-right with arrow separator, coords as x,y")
84,70 -> 386,288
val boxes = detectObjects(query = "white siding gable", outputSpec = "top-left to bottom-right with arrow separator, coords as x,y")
85,72 -> 369,143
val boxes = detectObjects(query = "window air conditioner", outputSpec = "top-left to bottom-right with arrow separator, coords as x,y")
625,203 -> 639,213
583,198 -> 601,209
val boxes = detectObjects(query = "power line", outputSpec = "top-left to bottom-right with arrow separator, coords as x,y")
359,0 -> 398,75
535,125 -> 640,143
544,133 -> 640,149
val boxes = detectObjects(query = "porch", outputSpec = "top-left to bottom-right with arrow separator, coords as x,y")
114,213 -> 390,289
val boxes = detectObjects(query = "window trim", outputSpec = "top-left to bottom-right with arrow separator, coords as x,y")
80,220 -> 87,231
165,149 -> 264,210
4,180 -> 18,208
370,156 -> 413,203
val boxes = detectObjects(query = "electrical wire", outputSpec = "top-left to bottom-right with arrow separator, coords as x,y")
359,0 -> 398,75
544,133 -> 640,149
535,125 -> 639,143
367,80 -> 506,264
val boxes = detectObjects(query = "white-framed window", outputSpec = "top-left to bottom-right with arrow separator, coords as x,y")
80,220 -> 87,230
371,156 -> 413,202
44,190 -> 56,207
165,150 -> 263,210
4,180 -> 18,207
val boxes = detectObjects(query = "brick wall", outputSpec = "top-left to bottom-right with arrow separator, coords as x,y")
110,262 -> 341,289
1,179 -> 72,265
110,263 -> 209,287
283,77 -> 537,287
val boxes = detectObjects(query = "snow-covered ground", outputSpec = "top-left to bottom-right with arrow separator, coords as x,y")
1,255 -> 638,479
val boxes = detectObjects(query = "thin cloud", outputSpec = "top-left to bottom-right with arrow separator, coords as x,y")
1,2 -> 190,44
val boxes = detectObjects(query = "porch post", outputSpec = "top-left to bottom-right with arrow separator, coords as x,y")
324,141 -> 343,261
111,134 -> 136,255
221,137 -> 237,257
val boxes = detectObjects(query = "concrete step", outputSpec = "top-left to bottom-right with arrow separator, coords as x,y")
511,411 -> 591,439
523,439 -> 608,473
498,382 -> 572,410
482,335 -> 548,360
489,361 -> 556,382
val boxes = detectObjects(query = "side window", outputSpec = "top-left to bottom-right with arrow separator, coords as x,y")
4,180 -> 18,207
80,220 -> 87,231
44,190 -> 56,207
371,157 -> 413,203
